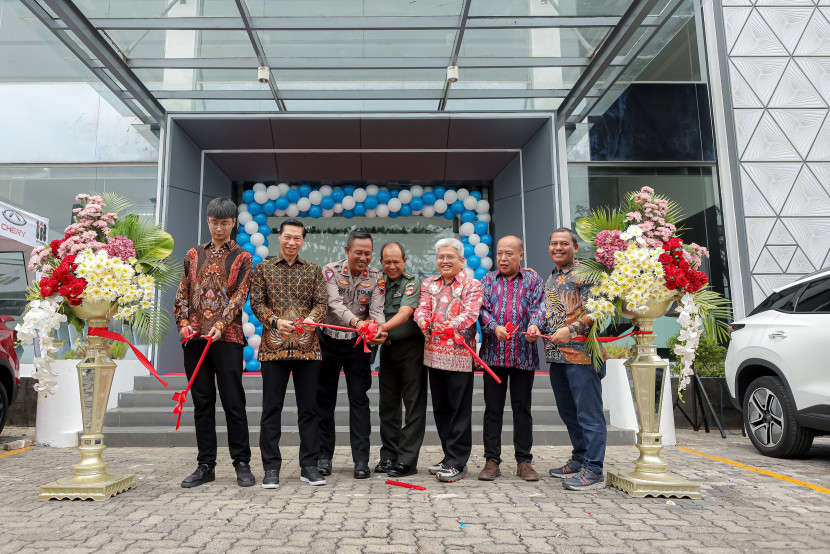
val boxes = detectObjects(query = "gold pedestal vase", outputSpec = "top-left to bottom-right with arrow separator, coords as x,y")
606,297 -> 701,499
39,300 -> 136,501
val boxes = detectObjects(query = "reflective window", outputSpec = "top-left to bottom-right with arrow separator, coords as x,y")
749,285 -> 802,316
794,278 -> 830,314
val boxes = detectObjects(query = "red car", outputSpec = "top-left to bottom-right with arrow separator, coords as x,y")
0,315 -> 21,435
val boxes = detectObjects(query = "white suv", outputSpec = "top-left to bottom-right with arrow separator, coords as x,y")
725,269 -> 830,458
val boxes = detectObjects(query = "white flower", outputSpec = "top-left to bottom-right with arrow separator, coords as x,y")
674,293 -> 702,396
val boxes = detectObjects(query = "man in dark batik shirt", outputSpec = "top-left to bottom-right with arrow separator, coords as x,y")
174,197 -> 254,489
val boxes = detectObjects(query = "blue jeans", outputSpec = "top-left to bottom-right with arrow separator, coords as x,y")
549,362 -> 607,476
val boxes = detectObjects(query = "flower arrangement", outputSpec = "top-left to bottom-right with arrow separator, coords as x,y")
575,186 -> 730,394
18,193 -> 178,398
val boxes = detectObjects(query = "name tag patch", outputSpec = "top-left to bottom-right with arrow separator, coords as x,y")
404,283 -> 416,296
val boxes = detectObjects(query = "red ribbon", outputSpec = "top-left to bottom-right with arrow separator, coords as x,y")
504,322 -> 518,339
171,333 -> 212,430
386,479 -> 426,491
293,319 -> 379,353
521,330 -> 652,343
88,328 -> 168,388
433,326 -> 502,385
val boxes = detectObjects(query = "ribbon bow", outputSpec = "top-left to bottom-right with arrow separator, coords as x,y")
294,318 -> 379,353
504,322 -> 518,340
171,333 -> 212,430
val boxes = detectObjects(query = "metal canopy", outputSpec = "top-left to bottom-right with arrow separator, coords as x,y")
22,0 -> 693,126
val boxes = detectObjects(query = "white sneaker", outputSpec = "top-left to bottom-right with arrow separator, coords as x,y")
435,465 -> 468,482
428,461 -> 448,475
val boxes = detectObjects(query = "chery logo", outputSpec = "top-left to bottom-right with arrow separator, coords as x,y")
2,209 -> 26,226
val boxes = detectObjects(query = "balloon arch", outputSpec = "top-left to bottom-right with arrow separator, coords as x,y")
235,182 -> 493,372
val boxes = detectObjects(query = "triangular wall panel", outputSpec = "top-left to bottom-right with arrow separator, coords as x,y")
724,7 -> 754,51
782,218 -> 830,267
731,58 -> 789,105
780,165 -> 830,216
734,109 -> 764,154
795,58 -> 830,105
767,219 -> 797,245
767,245 -> 797,269
807,114 -> 830,160
787,248 -> 816,273
742,112 -> 801,161
794,10 -> 830,55
768,109 -> 827,157
731,11 -> 790,56
742,163 -> 801,213
729,63 -> 765,107
757,7 -> 814,53
768,60 -> 828,108
745,218 -> 777,264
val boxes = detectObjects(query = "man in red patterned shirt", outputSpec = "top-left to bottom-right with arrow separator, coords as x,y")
174,197 -> 254,489
414,238 -> 483,482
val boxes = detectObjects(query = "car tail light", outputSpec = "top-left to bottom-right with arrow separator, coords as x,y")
731,323 -> 745,331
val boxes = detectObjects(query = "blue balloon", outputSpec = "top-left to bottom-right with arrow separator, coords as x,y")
480,233 -> 492,246
309,205 -> 323,218
467,255 -> 481,269
299,184 -> 312,197
246,359 -> 260,372
422,192 -> 436,206
433,186 -> 446,199
243,346 -> 254,361
248,313 -> 260,326
332,188 -> 345,203
389,211 -> 399,219
321,196 -> 335,210
344,185 -> 356,196
460,210 -> 476,223
258,224 -> 271,236
243,300 -> 253,314
474,221 -> 489,235
299,210 -> 309,218
364,196 -> 379,210
460,235 -> 469,244
471,190 -> 483,201
242,190 -> 255,204
474,267 -> 488,280
353,203 -> 366,216
253,212 -> 268,225
275,196 -> 289,210
252,254 -> 263,265
255,323 -> 263,335
464,243 -> 475,258
377,190 -> 391,204
243,242 -> 257,255
391,189 -> 399,198
342,209 -> 354,219
248,203 -> 262,215
399,205 -> 412,217
263,200 -> 276,214
451,200 -> 465,215
263,238 -> 269,247
286,189 -> 301,203
443,210 -> 455,220
237,232 -> 250,245
410,197 -> 424,211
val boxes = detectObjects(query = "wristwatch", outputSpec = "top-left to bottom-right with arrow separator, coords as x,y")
568,325 -> 578,339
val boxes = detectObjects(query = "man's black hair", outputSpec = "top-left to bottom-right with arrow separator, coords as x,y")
380,241 -> 406,259
549,227 -> 579,244
206,197 -> 237,220
347,230 -> 373,248
279,218 -> 307,238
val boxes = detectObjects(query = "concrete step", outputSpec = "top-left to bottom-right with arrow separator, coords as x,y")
101,424 -> 635,448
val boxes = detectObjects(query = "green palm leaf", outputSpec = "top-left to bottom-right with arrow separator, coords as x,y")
130,303 -> 173,344
574,258 -> 611,283
94,191 -> 134,215
574,207 -> 625,243
692,287 -> 732,344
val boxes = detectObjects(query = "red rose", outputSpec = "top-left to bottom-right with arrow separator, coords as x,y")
50,239 -> 63,257
676,276 -> 689,288
60,273 -> 72,284
41,287 -> 53,297
679,261 -> 689,272
666,280 -> 677,290
47,277 -> 59,289
65,255 -> 75,264
59,285 -> 71,297
659,253 -> 671,263
70,279 -> 86,296
68,296 -> 82,306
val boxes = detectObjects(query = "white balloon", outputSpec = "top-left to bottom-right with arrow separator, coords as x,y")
421,206 -> 434,217
365,209 -> 377,218
434,199 -> 448,213
376,205 -> 390,218
353,188 -> 367,202
366,184 -> 379,196
459,222 -> 475,236
319,185 -> 333,196
481,257 -> 493,270
463,196 -> 478,211
254,190 -> 268,204
253,182 -> 266,192
244,220 -> 259,234
297,197 -> 311,211
334,202 -> 344,214
286,205 -> 299,217
342,196 -> 356,210
309,190 -> 322,205
274,209 -> 286,217
277,183 -> 290,196
255,245 -> 269,258
476,200 -> 490,214
250,232 -> 265,246
476,213 -> 491,223
423,186 -> 433,192
247,334 -> 261,350
474,242 -> 490,258
266,185 -> 280,200
412,210 -> 422,216
410,185 -> 423,197
242,312 -> 249,324
388,198 -> 402,212
238,203 -> 248,214
444,190 -> 458,204
468,233 -> 481,246
242,322 -> 255,338
398,190 -> 412,204
237,211 -> 253,225
457,188 -> 469,201
322,209 -> 335,218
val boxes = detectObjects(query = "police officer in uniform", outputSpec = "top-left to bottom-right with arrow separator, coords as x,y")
375,242 -> 426,478
317,230 -> 387,479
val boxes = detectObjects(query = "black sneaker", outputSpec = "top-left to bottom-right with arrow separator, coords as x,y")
262,469 -> 280,489
374,459 -> 395,473
235,462 -> 256,487
300,466 -> 327,486
562,468 -> 605,491
181,464 -> 215,488
317,458 -> 332,476
549,458 -> 583,479
354,461 -> 371,479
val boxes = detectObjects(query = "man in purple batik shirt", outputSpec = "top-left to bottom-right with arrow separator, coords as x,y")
477,236 -> 546,482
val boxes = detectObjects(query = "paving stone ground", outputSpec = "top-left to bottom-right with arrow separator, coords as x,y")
1,427 -> 829,553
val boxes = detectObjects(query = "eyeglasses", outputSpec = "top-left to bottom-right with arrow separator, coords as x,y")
437,255 -> 458,262
208,221 -> 235,229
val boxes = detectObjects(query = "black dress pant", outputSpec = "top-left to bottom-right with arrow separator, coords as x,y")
260,360 -> 321,470
428,367 -> 474,470
317,332 -> 372,463
482,366 -> 535,464
378,334 -> 426,466
182,340 -> 251,467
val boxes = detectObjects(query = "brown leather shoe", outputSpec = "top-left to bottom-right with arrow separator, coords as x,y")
478,458 -> 501,481
517,461 -> 540,481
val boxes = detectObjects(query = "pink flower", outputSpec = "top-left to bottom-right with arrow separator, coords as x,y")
594,230 -> 627,268
105,236 -> 137,261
